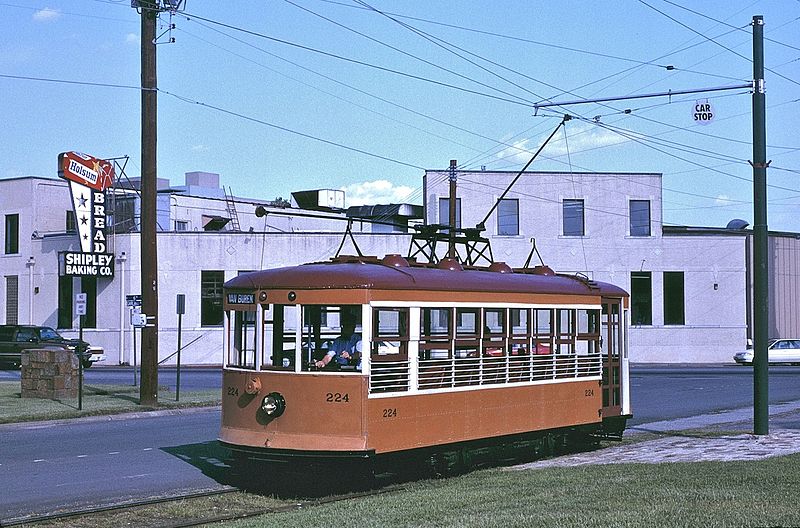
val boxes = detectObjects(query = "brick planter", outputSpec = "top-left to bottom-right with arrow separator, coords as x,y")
21,349 -> 79,400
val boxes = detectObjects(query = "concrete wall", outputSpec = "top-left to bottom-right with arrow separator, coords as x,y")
424,170 -> 748,363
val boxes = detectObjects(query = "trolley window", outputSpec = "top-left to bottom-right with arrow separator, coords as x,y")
370,308 -> 410,393
303,305 -> 363,372
232,309 -> 257,368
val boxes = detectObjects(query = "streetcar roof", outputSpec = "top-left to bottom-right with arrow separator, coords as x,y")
224,256 -> 628,298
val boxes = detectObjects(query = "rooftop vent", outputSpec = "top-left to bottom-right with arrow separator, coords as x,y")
726,219 -> 749,230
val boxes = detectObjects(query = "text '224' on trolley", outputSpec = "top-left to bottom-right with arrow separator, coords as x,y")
220,254 -> 631,475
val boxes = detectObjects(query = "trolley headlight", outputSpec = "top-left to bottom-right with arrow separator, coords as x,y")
261,392 -> 286,417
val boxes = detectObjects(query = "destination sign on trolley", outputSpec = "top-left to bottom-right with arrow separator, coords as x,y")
227,293 -> 255,304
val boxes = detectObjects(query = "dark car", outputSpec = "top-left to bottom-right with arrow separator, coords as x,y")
0,325 -> 106,369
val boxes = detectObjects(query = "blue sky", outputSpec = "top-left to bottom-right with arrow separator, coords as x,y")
2,1 -> 798,230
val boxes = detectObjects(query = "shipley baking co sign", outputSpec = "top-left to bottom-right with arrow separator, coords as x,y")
58,151 -> 116,278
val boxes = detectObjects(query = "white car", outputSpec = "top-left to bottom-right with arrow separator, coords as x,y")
733,339 -> 800,365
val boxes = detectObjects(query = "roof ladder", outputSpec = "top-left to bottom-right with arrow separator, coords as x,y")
224,186 -> 241,232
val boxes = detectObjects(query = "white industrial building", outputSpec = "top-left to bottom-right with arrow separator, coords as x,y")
2,169 -> 797,365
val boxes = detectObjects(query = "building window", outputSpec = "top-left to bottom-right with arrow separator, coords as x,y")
66,210 -> 76,233
663,271 -> 685,325
5,275 -> 18,325
5,214 -> 19,254
201,270 -> 225,326
175,220 -> 189,232
631,271 -> 652,326
438,198 -> 461,230
58,276 -> 73,329
563,199 -> 584,236
497,199 -> 519,236
630,200 -> 651,236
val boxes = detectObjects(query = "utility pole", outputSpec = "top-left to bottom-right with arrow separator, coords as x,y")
751,15 -> 769,435
139,1 -> 159,406
448,160 -> 457,259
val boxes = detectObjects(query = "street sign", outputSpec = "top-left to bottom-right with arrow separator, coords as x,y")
126,294 -> 142,308
75,293 -> 87,316
693,99 -> 714,124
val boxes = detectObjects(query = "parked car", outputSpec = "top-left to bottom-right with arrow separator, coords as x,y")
0,325 -> 106,369
733,339 -> 800,365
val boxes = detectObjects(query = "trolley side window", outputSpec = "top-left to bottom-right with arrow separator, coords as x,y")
369,308 -> 410,392
555,308 -> 576,354
372,308 -> 409,360
264,304 -> 299,370
420,307 -> 452,360
226,307 -> 257,369
482,308 -> 506,357
577,309 -> 601,354
455,308 -> 479,358
533,309 -> 553,355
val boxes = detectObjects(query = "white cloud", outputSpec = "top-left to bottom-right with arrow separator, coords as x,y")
126,33 -> 139,44
33,8 -> 60,22
715,194 -> 732,205
340,180 -> 418,206
191,144 -> 209,152
496,123 -> 631,164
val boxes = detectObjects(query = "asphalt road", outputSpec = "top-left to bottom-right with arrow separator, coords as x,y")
2,364 -> 799,522
628,365 -> 800,425
0,408 -> 228,521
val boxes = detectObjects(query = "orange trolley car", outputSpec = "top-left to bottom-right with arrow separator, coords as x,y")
219,253 -> 631,471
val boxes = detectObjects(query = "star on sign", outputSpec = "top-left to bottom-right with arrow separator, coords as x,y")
78,194 -> 88,208
81,216 -> 89,225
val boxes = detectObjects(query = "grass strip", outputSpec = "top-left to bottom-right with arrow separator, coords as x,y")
0,380 -> 220,423
219,453 -> 800,528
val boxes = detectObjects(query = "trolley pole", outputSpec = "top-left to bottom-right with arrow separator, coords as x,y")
139,2 -> 159,406
751,15 -> 769,435
448,160 -> 457,259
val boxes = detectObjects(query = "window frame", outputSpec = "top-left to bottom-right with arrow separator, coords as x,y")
562,199 -> 585,237
437,197 -> 461,230
630,271 -> 653,326
5,213 -> 19,254
629,200 -> 651,237
201,270 -> 225,327
663,271 -> 685,325
496,198 -> 519,236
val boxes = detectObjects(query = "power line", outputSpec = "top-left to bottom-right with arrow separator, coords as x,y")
179,9 -> 536,107
160,89 -> 427,171
282,0 -> 542,105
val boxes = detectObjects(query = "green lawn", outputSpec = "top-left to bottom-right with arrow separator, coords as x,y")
220,454 -> 800,528
0,380 -> 220,423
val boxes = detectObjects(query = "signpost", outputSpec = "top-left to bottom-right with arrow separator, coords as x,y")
126,294 -> 142,386
176,294 -> 185,402
75,293 -> 87,410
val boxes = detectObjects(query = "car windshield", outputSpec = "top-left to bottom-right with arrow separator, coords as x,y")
40,328 -> 61,340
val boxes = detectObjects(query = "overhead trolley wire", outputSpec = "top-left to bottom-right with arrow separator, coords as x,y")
282,0 -> 542,105
179,9 -> 536,107
638,0 -> 800,88
177,24 -> 483,154
160,89 -> 427,171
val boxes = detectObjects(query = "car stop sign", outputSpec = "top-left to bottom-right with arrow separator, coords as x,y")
693,100 -> 714,124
